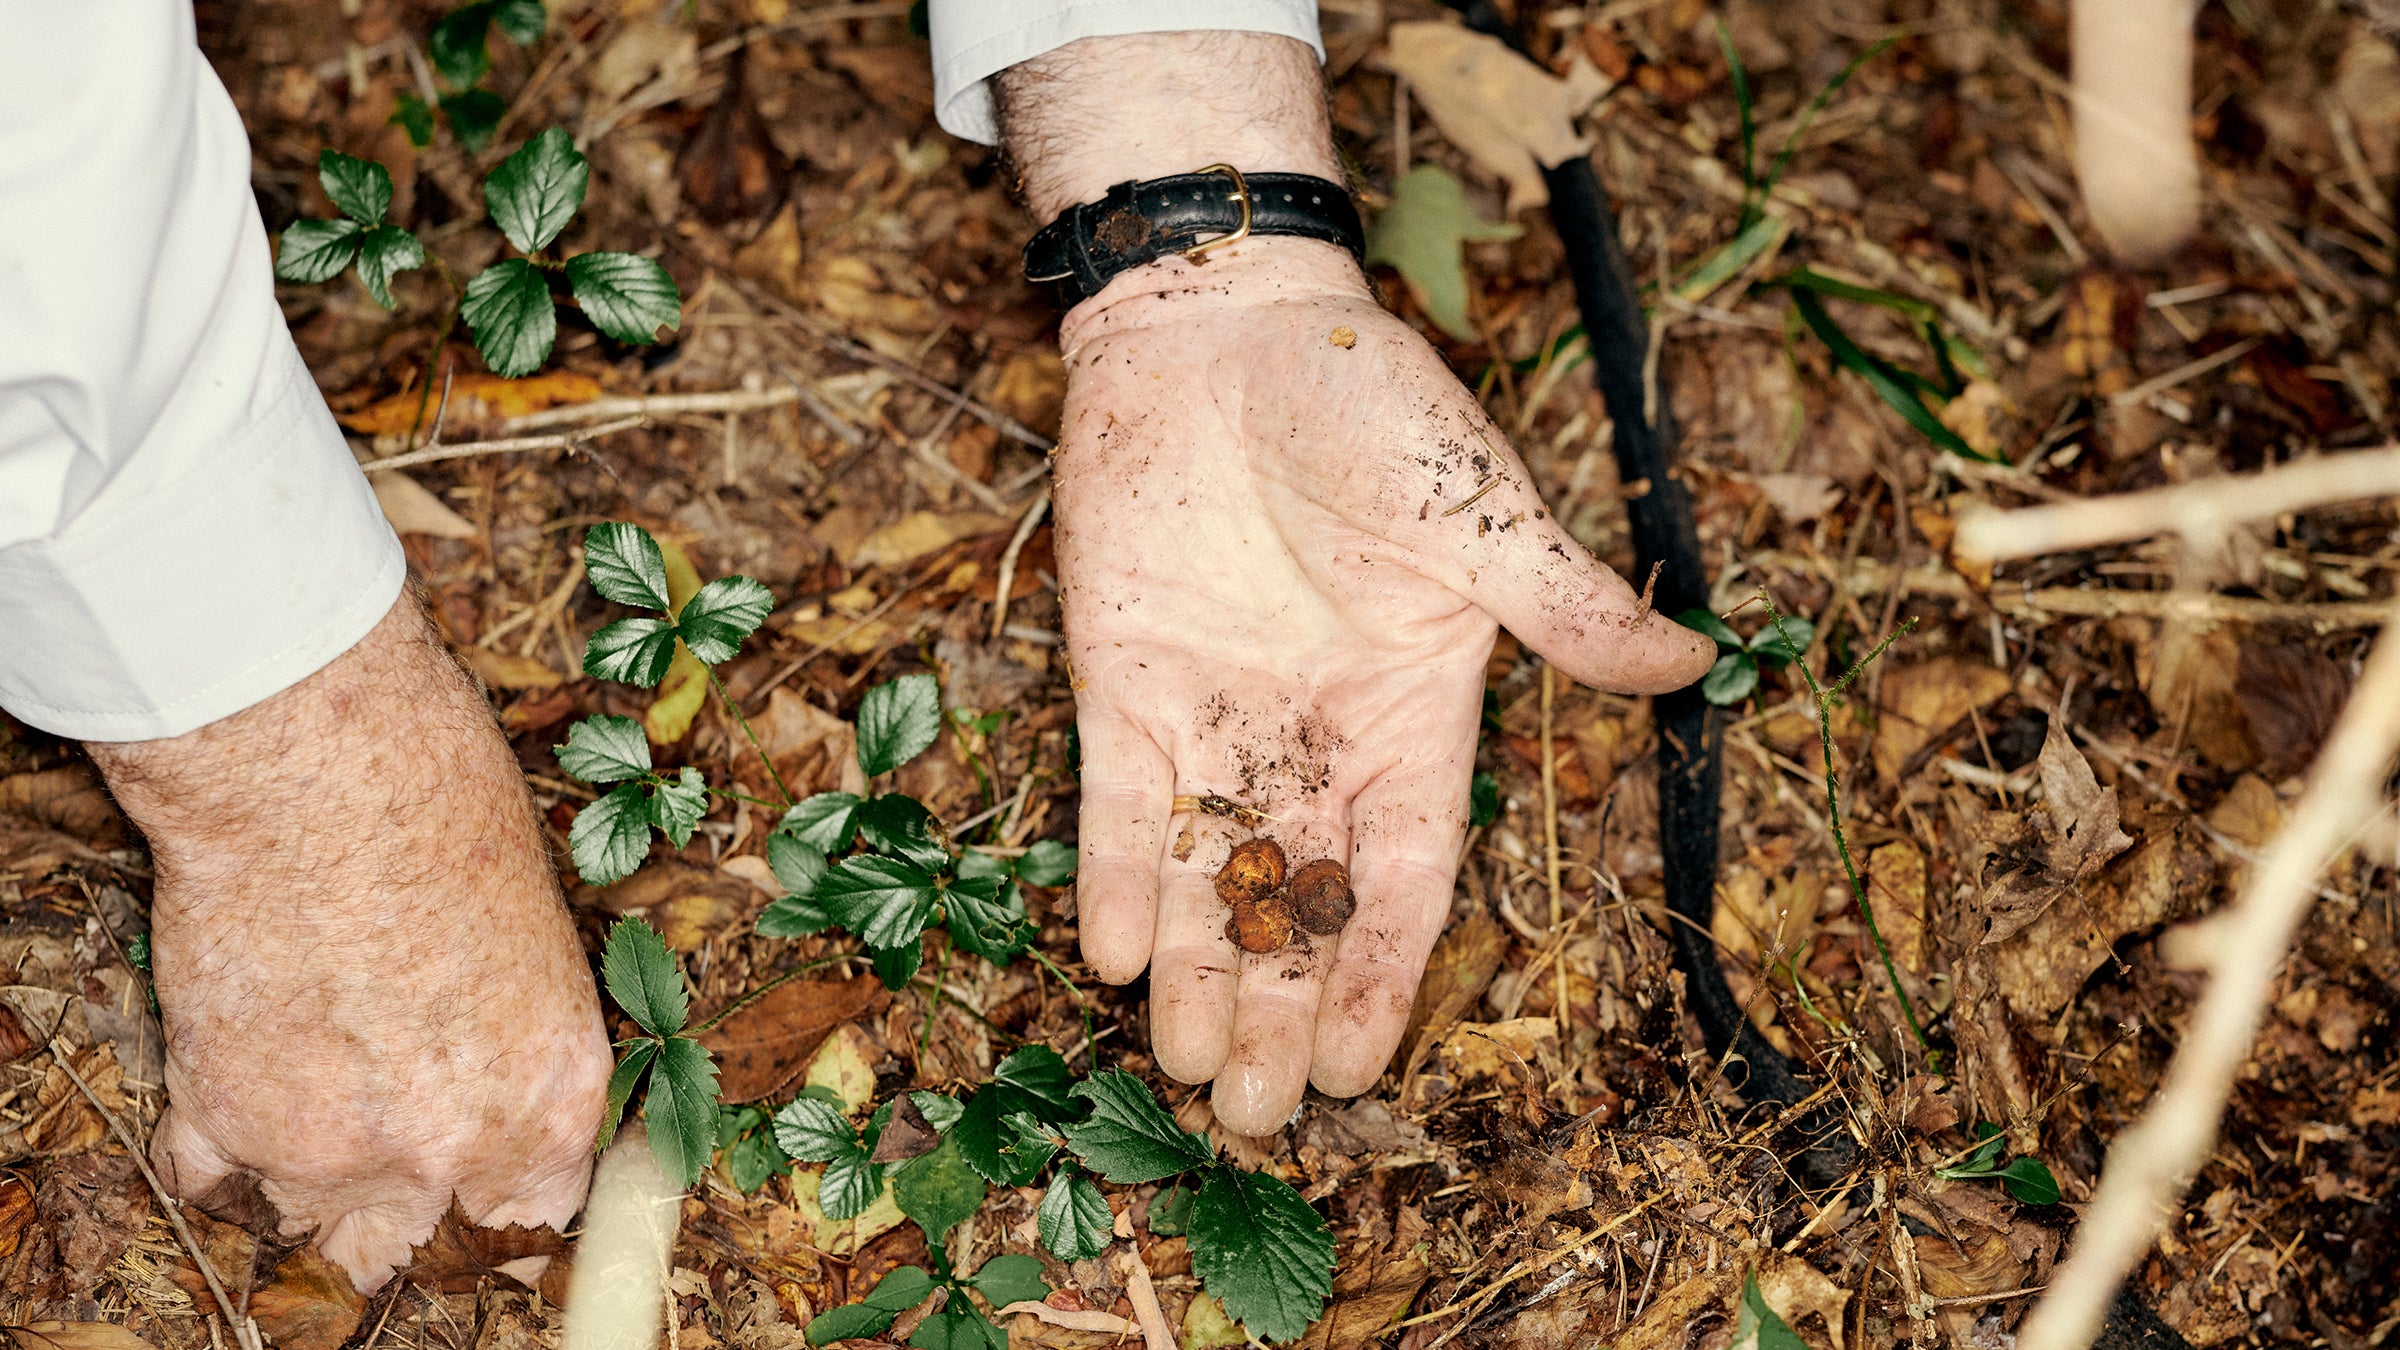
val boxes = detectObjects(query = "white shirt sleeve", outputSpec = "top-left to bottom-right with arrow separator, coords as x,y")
0,1 -> 405,743
930,0 -> 1324,145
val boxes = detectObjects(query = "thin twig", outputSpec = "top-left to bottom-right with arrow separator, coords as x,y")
1539,665 -> 1567,1025
690,952 -> 854,1036
362,416 -> 650,473
989,489 -> 1052,641
2019,600 -> 2400,1350
1441,476 -> 1502,517
48,1037 -> 258,1350
501,389 -> 802,433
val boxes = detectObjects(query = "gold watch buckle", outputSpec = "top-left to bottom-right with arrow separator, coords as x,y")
1180,163 -> 1253,262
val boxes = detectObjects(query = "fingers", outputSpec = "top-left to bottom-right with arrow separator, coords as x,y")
1210,813 -> 1348,1136
1464,513 -> 1715,694
1073,708 -> 1175,984
1148,810 -> 1245,1084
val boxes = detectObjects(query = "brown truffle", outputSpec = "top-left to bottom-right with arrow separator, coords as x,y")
1289,859 -> 1354,934
1213,838 -> 1287,905
1224,891 -> 1297,954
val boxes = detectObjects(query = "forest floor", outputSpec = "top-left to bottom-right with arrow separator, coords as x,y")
3,0 -> 2399,1347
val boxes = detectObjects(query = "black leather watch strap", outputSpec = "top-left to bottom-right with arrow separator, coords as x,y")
1022,170 -> 1363,306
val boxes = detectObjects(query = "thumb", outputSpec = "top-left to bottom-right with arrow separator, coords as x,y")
1464,514 -> 1714,694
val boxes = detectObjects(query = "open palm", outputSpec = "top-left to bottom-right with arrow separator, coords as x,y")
1052,241 -> 1712,1135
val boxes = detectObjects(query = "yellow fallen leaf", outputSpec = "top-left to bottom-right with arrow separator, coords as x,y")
6,1322 -> 156,1349
786,1162 -> 904,1255
466,648 -> 564,690
784,613 -> 898,656
805,1022 -> 879,1113
646,537 -> 711,743
337,371 -> 603,436
1178,1293 -> 1249,1349
847,510 -> 1013,568
372,472 -> 478,539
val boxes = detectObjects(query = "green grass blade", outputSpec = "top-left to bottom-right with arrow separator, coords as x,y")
1760,35 -> 1897,204
1789,290 -> 1994,462
1716,20 -> 1759,227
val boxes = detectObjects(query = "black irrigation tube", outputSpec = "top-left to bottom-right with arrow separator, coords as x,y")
1442,9 -> 2195,1345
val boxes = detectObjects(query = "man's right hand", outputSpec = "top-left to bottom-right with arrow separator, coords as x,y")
86,596 -> 611,1292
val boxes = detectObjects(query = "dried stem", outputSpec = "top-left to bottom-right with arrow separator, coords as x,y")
2019,599 -> 2400,1350
362,415 -> 650,473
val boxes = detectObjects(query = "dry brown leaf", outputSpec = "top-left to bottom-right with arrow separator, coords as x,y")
1866,843 -> 1929,972
1400,907 -> 1506,1067
847,510 -> 1014,569
1291,1231 -> 1432,1350
2235,641 -> 2352,780
676,47 -> 789,223
0,1177 -> 33,1264
736,202 -> 807,304
0,767 -> 123,846
1751,1252 -> 1851,1350
400,1201 -> 568,1292
2145,624 -> 2253,770
37,1153 -> 147,1296
1873,658 -> 2013,781
1384,23 -> 1609,213
464,648 -> 564,691
1617,1269 -> 1737,1350
336,371 -> 601,437
5,1324 -> 154,1350
372,471 -> 478,539
170,1214 -> 366,1350
2030,719 -> 2133,882
1992,821 -> 2212,1019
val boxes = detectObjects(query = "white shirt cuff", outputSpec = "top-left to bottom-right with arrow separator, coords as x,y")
929,0 -> 1325,145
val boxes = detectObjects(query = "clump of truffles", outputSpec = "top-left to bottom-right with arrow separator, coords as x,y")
1216,838 -> 1294,954
1288,859 -> 1354,935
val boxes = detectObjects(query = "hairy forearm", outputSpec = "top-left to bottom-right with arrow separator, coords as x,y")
996,31 -> 1342,224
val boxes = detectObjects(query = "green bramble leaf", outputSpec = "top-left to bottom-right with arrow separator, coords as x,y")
1732,1270 -> 1809,1350
1187,1166 -> 1335,1344
1701,652 -> 1759,706
767,833 -> 828,897
856,794 -> 951,872
818,1152 -> 885,1220
354,226 -> 426,308
572,785 -> 654,886
646,1036 -> 720,1188
1999,1156 -> 2061,1206
485,127 -> 588,254
439,89 -> 506,152
601,917 -> 686,1037
1468,771 -> 1500,828
674,575 -> 772,663
871,940 -> 924,991
126,932 -> 151,972
1063,1069 -> 1214,1183
390,92 -> 435,148
584,522 -> 673,610
856,674 -> 942,777
777,792 -> 861,852
649,767 -> 707,848
940,874 -> 1030,965
970,1253 -> 1049,1312
275,218 -> 363,285
556,714 -> 652,784
1677,607 -> 1743,650
318,150 -> 392,224
1753,615 -> 1815,667
864,1266 -> 938,1312
804,1301 -> 897,1347
993,1045 -> 1076,1117
729,1127 -> 790,1193
1148,1184 -> 1192,1237
429,0 -> 499,86
890,1136 -> 986,1251
771,1096 -> 859,1162
952,1090 -> 1044,1186
756,894 -> 834,939
491,0 -> 547,45
911,1091 -> 965,1134
908,1309 -> 1007,1350
566,251 -> 684,345
1015,838 -> 1076,887
1038,1172 -> 1111,1262
817,855 -> 942,951
583,617 -> 679,687
460,257 -> 555,378
596,1038 -> 657,1152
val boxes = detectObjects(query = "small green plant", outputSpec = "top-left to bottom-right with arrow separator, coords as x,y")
596,916 -> 721,1184
394,0 -> 547,151
1731,1269 -> 1807,1350
1934,1123 -> 2062,1205
1678,607 -> 1816,706
275,130 -> 682,380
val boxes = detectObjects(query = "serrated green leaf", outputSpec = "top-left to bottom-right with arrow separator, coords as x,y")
805,1302 -> 896,1346
993,1045 -> 1076,1117
1677,607 -> 1743,650
1015,838 -> 1076,887
573,785 -> 655,887
602,917 -> 686,1037
818,1152 -> 885,1220
767,833 -> 828,897
1064,1069 -> 1214,1183
871,939 -> 924,991
951,1088 -> 1044,1186
772,1095 -> 859,1162
1754,615 -> 1815,665
556,714 -> 652,783
856,674 -> 942,777
428,0 -> 497,87
911,1091 -> 965,1133
1999,1157 -> 2060,1205
439,88 -> 506,152
1148,1184 -> 1192,1237
1187,1166 -> 1334,1344
596,1039 -> 657,1152
318,149 -> 392,224
354,225 -> 426,308
650,767 -> 707,847
1468,771 -> 1500,828
909,1309 -> 1007,1350
275,218 -> 363,285
865,1265 -> 938,1312
891,1136 -> 986,1251
817,855 -> 941,950
1701,652 -> 1759,706
647,1036 -> 720,1189
391,91 -> 435,148
729,1129 -> 789,1194
955,849 -> 1012,882
777,792 -> 861,852
1732,1270 -> 1809,1350
672,574 -> 771,663
583,617 -> 678,686
486,127 -> 588,253
1038,1172 -> 1111,1262
941,874 -> 1030,965
566,251 -> 684,345
971,1253 -> 1048,1311
856,794 -> 951,872
492,0 -> 546,45
1363,164 -> 1522,342
583,522 -> 672,610
461,257 -> 555,378
717,1104 -> 765,1149
756,895 -> 833,939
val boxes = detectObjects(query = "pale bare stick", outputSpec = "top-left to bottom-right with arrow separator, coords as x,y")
48,1036 -> 259,1350
988,488 -> 1052,641
362,416 -> 651,474
2017,598 -> 2400,1350
1956,443 -> 2400,562
502,389 -> 801,433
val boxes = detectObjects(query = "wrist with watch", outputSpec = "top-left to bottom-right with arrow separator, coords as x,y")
1021,164 -> 1364,304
